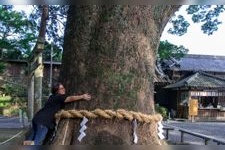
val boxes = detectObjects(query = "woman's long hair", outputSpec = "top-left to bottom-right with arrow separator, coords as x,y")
51,82 -> 62,94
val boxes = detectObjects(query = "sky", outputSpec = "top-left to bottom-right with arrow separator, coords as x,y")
160,5 -> 225,56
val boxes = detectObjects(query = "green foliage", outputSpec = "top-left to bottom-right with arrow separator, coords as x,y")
0,84 -> 27,116
0,5 -> 67,61
2,5 -> 223,61
158,40 -> 189,60
3,106 -> 21,116
1,83 -> 26,106
169,5 -> 225,36
187,5 -> 225,35
168,15 -> 190,36
0,5 -> 37,60
0,96 -> 11,101
29,5 -> 68,50
1,84 -> 26,97
0,96 -> 11,107
42,42 -> 62,62
0,62 -> 5,73
155,104 -> 168,119
1,5 -> 68,61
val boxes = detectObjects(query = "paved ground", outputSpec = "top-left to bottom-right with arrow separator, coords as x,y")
163,120 -> 225,145
0,116 -> 29,145
0,116 -> 29,128
1,116 -> 225,145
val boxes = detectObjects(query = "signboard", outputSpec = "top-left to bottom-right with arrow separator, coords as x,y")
189,99 -> 198,116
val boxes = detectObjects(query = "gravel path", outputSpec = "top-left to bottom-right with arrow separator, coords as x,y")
163,120 -> 225,145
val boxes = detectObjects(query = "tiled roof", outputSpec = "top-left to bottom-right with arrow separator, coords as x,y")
178,54 -> 225,72
164,72 -> 225,89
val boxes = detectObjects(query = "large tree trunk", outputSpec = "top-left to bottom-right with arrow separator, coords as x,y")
52,5 -> 180,145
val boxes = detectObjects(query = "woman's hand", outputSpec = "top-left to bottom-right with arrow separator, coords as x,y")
83,93 -> 92,101
65,93 -> 92,103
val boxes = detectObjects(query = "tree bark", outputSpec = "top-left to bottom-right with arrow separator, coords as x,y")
53,5 -> 180,145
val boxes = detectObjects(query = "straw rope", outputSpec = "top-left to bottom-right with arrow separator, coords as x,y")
55,108 -> 162,123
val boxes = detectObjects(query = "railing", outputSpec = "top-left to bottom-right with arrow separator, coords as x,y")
163,127 -> 174,140
179,129 -> 225,145
163,126 -> 225,145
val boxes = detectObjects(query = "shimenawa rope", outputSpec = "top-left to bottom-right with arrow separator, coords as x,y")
53,108 -> 163,145
55,108 -> 162,123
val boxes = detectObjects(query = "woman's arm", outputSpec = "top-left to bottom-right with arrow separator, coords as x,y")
64,93 -> 91,103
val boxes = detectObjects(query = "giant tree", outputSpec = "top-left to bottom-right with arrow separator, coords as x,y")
51,5 -> 225,145
51,5 -> 179,145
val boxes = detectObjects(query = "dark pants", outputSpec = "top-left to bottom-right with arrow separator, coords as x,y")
26,121 -> 49,145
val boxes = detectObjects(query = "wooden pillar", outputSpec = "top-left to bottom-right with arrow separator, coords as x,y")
188,91 -> 192,121
34,52 -> 43,113
27,74 -> 34,121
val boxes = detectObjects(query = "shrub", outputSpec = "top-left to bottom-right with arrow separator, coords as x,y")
155,103 -> 168,120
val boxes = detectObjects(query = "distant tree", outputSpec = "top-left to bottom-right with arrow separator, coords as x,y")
0,5 -> 37,60
0,5 -> 68,60
42,42 -> 62,62
29,5 -> 68,50
25,5 -> 68,62
1,5 -> 223,62
158,40 -> 189,60
168,5 -> 225,36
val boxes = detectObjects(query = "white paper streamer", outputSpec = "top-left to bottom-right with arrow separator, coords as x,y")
132,119 -> 138,144
78,132 -> 86,142
78,117 -> 88,142
157,121 -> 165,140
80,117 -> 88,126
79,125 -> 87,132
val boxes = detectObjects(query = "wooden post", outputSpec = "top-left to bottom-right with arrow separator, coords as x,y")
27,67 -> 34,121
49,42 -> 53,95
28,39 -> 45,116
33,5 -> 48,112
34,52 -> 43,113
188,91 -> 191,121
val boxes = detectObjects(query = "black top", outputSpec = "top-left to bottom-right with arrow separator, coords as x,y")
32,94 -> 67,129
